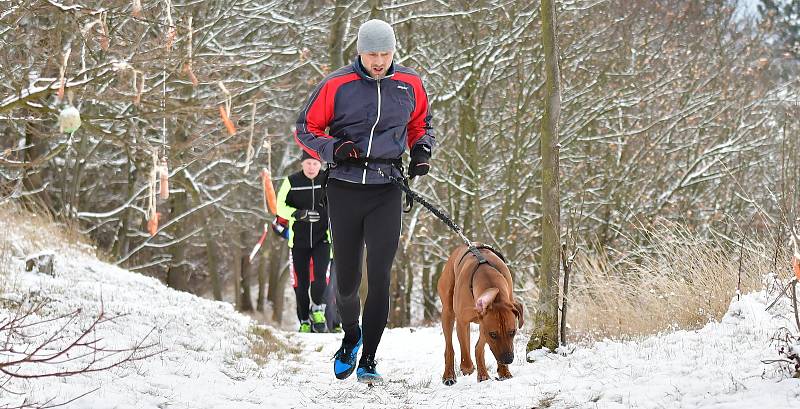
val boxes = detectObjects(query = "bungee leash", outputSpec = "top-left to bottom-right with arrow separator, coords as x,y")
334,158 -> 513,298
368,165 -> 514,298
362,162 -> 488,265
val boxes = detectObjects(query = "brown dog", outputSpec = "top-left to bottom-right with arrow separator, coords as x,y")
437,243 -> 524,385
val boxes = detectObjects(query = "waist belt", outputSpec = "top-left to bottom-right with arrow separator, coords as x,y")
333,157 -> 413,212
339,157 -> 403,167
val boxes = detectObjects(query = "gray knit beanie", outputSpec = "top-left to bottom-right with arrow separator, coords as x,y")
357,19 -> 396,53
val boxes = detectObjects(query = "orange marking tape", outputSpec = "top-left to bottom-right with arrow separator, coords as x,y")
219,105 -> 236,135
261,169 -> 277,215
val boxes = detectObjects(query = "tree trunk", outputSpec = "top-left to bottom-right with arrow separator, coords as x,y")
205,218 -> 223,301
165,64 -> 195,293
421,263 -> 433,323
68,129 -> 91,216
266,248 -> 280,305
404,257 -> 413,325
22,120 -> 55,214
166,178 -> 190,291
112,149 -> 136,260
273,260 -> 290,324
368,0 -> 384,20
527,0 -> 562,355
389,247 -> 408,327
239,241 -> 254,312
327,0 -> 347,71
267,245 -> 288,323
422,261 -> 444,323
232,227 -> 242,309
257,244 -> 268,311
457,72 -> 481,238
274,266 -> 290,324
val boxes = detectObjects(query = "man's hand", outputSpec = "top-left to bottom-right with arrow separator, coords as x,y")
293,209 -> 321,223
409,144 -> 431,178
334,140 -> 362,161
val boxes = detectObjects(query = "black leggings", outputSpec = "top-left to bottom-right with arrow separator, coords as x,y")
324,261 -> 342,329
327,179 -> 401,358
291,243 -> 330,322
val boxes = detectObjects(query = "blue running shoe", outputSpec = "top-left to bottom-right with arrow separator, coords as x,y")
333,332 -> 362,380
356,354 -> 383,385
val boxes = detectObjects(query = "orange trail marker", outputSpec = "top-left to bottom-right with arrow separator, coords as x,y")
159,158 -> 169,199
219,106 -> 236,135
147,212 -> 161,237
261,169 -> 277,215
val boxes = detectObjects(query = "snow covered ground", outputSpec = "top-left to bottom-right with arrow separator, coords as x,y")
2,215 -> 799,408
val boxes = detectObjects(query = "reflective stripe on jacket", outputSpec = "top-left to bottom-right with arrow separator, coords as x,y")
276,170 -> 330,248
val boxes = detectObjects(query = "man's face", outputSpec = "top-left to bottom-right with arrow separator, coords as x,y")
360,51 -> 394,79
301,158 -> 321,179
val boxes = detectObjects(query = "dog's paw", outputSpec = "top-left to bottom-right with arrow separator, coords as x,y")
477,373 -> 490,382
442,378 -> 457,386
460,365 -> 475,375
497,366 -> 513,380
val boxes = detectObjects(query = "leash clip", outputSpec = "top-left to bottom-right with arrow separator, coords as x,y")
373,164 -> 413,213
469,245 -> 488,264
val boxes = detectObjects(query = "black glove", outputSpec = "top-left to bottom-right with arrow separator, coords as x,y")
409,144 -> 431,178
333,140 -> 362,161
293,209 -> 320,223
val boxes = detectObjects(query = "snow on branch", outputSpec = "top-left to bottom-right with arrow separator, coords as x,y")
0,297 -> 162,408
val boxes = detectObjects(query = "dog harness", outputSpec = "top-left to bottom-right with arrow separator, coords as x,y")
456,244 -> 508,298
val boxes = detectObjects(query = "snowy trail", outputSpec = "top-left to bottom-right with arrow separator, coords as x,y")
3,225 -> 799,408
258,295 -> 799,409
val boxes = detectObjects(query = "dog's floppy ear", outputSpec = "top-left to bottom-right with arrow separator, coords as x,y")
512,300 -> 524,329
475,287 -> 499,315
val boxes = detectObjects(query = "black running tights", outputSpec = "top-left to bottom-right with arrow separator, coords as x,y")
326,179 -> 401,358
291,243 -> 330,322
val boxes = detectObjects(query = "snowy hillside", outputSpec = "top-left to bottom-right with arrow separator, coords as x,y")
2,212 -> 799,409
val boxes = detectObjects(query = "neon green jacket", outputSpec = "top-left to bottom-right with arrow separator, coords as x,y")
276,170 -> 331,249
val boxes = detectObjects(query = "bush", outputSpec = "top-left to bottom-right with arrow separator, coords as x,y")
568,221 -> 784,340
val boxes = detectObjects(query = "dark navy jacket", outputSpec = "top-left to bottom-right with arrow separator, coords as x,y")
294,56 -> 435,184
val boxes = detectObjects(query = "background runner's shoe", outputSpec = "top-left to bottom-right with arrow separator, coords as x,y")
311,304 -> 327,333
299,320 -> 312,333
356,354 -> 383,384
333,331 -> 362,380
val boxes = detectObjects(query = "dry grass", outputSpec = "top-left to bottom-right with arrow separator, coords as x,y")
0,200 -> 94,259
534,393 -> 558,408
247,324 -> 301,365
0,200 -> 100,296
0,236 -> 14,295
568,221 -> 786,340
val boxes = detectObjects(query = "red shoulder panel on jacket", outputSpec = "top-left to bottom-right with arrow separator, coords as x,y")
393,72 -> 430,148
304,72 -> 361,137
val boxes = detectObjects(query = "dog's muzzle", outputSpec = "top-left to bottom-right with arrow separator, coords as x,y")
499,352 -> 514,365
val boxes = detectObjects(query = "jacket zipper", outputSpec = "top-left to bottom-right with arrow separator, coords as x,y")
310,175 -> 314,248
362,79 -> 382,184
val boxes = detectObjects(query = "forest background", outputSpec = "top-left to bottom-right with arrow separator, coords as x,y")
2,0 -> 799,338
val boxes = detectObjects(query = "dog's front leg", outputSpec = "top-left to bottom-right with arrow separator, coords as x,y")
475,333 -> 490,382
455,320 -> 474,376
497,363 -> 513,380
441,308 -> 457,385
